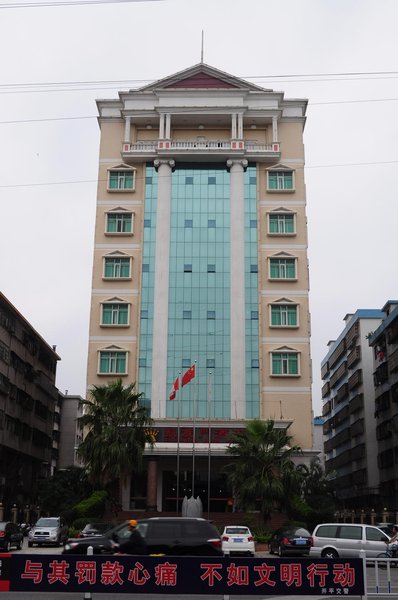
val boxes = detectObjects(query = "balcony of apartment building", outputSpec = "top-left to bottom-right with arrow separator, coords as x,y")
120,113 -> 282,164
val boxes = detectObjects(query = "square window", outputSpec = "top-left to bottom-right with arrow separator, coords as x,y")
208,219 -> 216,228
184,264 -> 192,273
106,212 -> 132,234
250,219 -> 257,228
270,304 -> 298,327
250,264 -> 258,273
141,310 -> 148,319
144,219 -> 151,227
249,176 -> 256,185
207,264 -> 216,273
207,310 -> 216,320
268,213 -> 295,234
108,169 -> 135,191
139,358 -> 146,367
186,177 -> 194,185
251,311 -> 259,320
206,359 -> 215,369
99,351 -> 127,374
185,219 -> 193,228
146,176 -> 153,185
269,258 -> 296,279
182,358 -> 191,368
251,359 -> 259,368
183,311 -> 192,319
208,177 -> 216,184
271,352 -> 299,376
142,263 -> 149,272
101,303 -> 129,326
267,170 -> 294,191
104,257 -> 131,279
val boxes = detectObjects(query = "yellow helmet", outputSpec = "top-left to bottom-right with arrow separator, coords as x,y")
128,519 -> 138,527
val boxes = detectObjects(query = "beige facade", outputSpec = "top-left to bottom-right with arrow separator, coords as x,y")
87,63 -> 314,511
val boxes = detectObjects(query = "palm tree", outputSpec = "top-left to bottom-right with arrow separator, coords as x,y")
77,380 -> 152,506
223,419 -> 302,522
295,457 -> 336,528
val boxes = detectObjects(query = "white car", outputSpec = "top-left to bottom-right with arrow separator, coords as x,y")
221,525 -> 255,557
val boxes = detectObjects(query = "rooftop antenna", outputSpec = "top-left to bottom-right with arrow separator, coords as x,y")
200,30 -> 204,63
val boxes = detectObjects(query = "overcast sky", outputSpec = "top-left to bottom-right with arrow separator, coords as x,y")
1,0 -> 397,415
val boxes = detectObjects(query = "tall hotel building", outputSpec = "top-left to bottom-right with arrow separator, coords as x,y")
87,63 -> 312,512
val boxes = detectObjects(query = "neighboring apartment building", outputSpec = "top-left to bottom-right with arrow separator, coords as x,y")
0,292 -> 60,515
87,63 -> 313,512
57,393 -> 84,469
368,301 -> 398,508
321,310 -> 384,509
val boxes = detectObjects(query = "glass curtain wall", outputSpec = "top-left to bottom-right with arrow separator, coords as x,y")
138,163 -> 260,419
167,165 -> 231,419
244,166 -> 260,418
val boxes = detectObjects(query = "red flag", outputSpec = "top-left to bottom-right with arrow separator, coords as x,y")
169,377 -> 179,400
182,364 -> 195,387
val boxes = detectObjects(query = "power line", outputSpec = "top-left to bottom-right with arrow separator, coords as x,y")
2,70 -> 398,95
1,158 -> 398,189
2,95 -> 398,125
0,0 -> 161,8
4,95 -> 398,125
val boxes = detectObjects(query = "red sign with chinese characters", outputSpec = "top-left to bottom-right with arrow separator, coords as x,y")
9,555 -> 365,595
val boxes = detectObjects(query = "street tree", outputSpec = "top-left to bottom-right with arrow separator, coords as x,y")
223,419 -> 302,522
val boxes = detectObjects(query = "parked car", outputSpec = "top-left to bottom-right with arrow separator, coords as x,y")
0,522 -> 24,551
28,516 -> 68,547
221,525 -> 255,556
77,523 -> 113,538
309,523 -> 389,558
268,526 -> 312,556
376,523 -> 397,537
63,517 -> 222,556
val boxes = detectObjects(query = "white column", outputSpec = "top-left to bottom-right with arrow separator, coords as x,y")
159,114 -> 165,139
124,116 -> 131,143
151,159 -> 175,418
231,113 -> 237,139
237,113 -> 243,139
165,113 -> 171,139
227,159 -> 248,419
272,116 -> 278,142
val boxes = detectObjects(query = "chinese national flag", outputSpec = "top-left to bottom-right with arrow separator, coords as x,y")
169,377 -> 179,400
182,364 -> 195,387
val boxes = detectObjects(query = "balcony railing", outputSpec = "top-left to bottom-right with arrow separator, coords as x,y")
122,139 -> 280,156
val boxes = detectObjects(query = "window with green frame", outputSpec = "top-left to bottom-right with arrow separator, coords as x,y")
106,212 -> 132,234
270,304 -> 298,327
104,257 -> 131,278
99,351 -> 127,374
268,170 -> 294,191
101,303 -> 129,326
271,352 -> 299,376
268,213 -> 295,234
108,170 -> 135,191
269,258 -> 296,279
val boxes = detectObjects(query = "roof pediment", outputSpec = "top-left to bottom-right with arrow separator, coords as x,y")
139,63 -> 270,93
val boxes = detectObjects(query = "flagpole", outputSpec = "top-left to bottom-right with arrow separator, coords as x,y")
191,361 -> 197,498
207,371 -> 212,519
176,372 -> 181,515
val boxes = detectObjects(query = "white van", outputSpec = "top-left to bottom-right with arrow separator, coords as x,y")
310,523 -> 389,558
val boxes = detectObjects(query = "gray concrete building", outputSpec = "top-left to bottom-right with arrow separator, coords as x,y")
0,292 -> 60,517
321,309 -> 384,509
